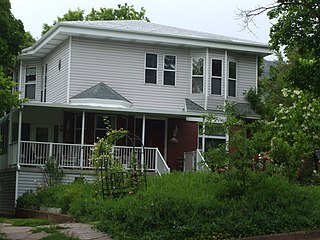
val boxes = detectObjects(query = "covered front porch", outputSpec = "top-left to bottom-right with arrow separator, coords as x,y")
3,103 -> 204,174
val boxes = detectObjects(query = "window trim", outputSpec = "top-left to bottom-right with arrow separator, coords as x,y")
144,52 -> 158,84
228,60 -> 237,98
163,54 -> 177,86
210,58 -> 223,96
25,66 -> 37,100
191,57 -> 205,94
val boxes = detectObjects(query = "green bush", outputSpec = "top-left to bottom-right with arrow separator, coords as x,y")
16,172 -> 320,239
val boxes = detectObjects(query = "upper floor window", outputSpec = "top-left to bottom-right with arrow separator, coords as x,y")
228,61 -> 237,97
145,53 -> 157,84
163,55 -> 176,86
192,58 -> 204,94
25,67 -> 36,99
211,59 -> 222,95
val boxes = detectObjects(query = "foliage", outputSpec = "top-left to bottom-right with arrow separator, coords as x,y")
0,67 -> 22,116
42,4 -> 150,35
43,157 -> 64,186
0,218 -> 52,227
41,232 -> 79,240
0,0 -> 25,72
18,172 -> 320,239
270,88 -> 320,183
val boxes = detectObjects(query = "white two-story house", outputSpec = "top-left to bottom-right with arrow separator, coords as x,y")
0,20 -> 271,215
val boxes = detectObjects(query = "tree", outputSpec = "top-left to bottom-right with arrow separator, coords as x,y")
42,3 -> 150,36
0,0 -> 26,73
240,1 -> 320,96
0,67 -> 21,116
238,0 -> 320,56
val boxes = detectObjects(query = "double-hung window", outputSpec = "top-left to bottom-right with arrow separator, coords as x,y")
145,53 -> 157,84
228,61 -> 237,97
192,58 -> 204,94
198,124 -> 226,152
163,55 -> 176,86
25,67 -> 36,99
211,59 -> 222,95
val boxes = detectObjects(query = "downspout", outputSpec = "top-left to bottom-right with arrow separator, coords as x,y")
202,48 -> 210,153
66,36 -> 72,104
80,110 -> 85,168
204,48 -> 209,110
224,50 -> 229,151
256,55 -> 259,93
224,50 -> 228,103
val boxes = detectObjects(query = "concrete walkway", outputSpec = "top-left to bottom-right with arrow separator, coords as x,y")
0,222 -> 112,240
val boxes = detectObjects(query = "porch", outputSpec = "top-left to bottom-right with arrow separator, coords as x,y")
10,141 -> 171,175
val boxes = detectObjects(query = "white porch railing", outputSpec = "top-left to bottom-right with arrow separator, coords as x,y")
15,141 -> 170,174
184,150 -> 210,172
112,146 -> 170,175
19,141 -> 93,168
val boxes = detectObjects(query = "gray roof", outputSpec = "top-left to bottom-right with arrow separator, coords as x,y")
62,20 -> 267,46
185,98 -> 204,112
71,82 -> 130,103
235,102 -> 259,118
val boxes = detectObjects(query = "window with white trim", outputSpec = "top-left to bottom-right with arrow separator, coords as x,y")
25,67 -> 36,99
95,115 -> 116,140
211,59 -> 222,95
192,58 -> 204,94
198,124 -> 226,152
163,55 -> 176,86
75,114 -> 87,144
145,53 -> 157,84
228,61 -> 237,97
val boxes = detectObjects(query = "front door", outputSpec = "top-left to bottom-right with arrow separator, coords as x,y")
145,119 -> 165,156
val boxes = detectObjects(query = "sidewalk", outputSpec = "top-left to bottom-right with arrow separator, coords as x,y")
0,222 -> 112,240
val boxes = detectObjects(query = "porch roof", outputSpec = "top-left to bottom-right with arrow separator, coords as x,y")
22,101 -> 223,118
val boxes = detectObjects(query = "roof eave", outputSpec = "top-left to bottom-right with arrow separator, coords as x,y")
19,22 -> 272,59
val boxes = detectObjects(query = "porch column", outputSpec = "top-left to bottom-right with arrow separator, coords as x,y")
8,110 -> 13,144
80,110 -> 85,168
141,115 -> 146,169
224,50 -> 228,102
17,108 -> 22,165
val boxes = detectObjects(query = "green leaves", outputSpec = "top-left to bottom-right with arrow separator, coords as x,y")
42,4 -> 150,35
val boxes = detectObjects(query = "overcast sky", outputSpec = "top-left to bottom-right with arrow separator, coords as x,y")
11,0 -> 274,57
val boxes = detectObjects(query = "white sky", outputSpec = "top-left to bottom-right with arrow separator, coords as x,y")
11,0 -> 275,58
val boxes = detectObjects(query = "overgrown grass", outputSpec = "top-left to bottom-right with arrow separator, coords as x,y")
0,218 -> 52,227
41,232 -> 79,240
16,171 -> 320,239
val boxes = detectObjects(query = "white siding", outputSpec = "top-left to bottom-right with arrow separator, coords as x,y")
17,169 -> 95,197
228,53 -> 257,103
70,38 -> 191,112
43,40 -> 69,103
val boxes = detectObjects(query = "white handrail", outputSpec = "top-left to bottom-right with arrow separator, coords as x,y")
155,148 -> 170,176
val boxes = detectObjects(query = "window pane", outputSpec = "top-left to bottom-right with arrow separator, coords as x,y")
192,77 -> 203,93
198,138 -> 226,152
211,78 -> 221,95
192,58 -> 203,75
212,59 -> 222,77
205,124 -> 225,136
229,61 -> 236,79
96,130 -> 107,140
228,79 -> 236,97
164,55 -> 176,70
25,84 -> 35,99
164,71 -> 175,85
146,53 -> 157,68
26,67 -> 36,82
145,69 -> 157,84
96,115 -> 105,129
